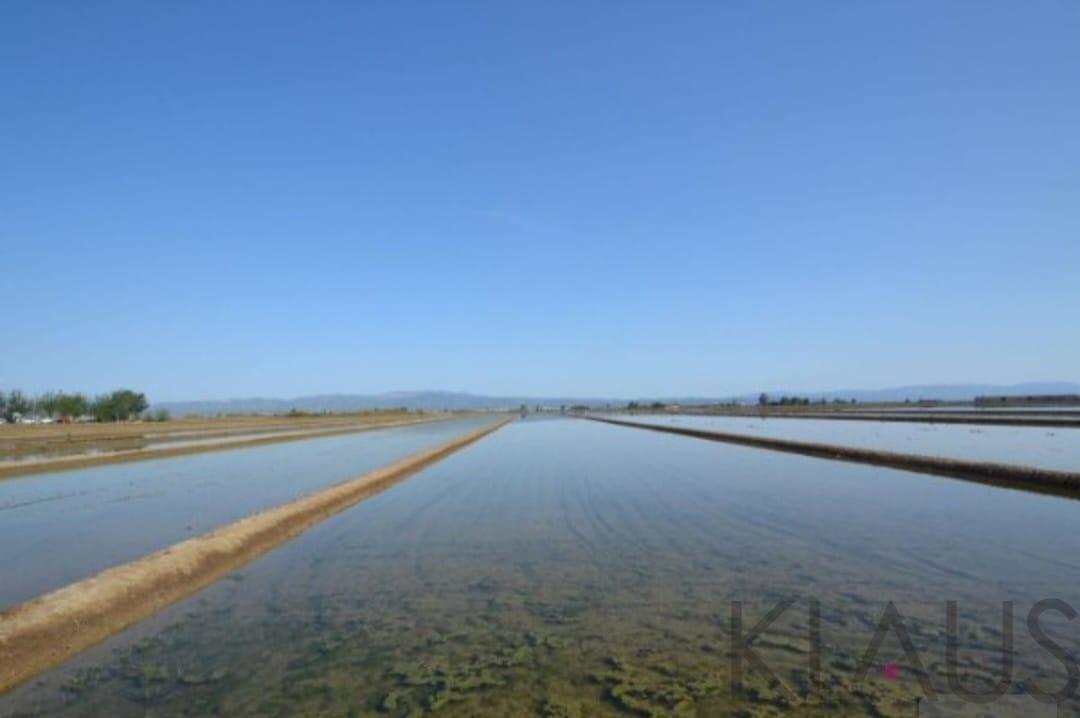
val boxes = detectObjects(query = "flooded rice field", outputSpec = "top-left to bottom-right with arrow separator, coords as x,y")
2,419 -> 1077,717
631,414 -> 1080,472
0,425 -> 362,470
0,425 -> 380,469
0,417 -> 492,607
0,416 -> 427,465
845,406 -> 1080,414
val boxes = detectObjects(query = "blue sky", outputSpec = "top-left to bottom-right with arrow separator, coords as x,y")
2,2 -> 1078,400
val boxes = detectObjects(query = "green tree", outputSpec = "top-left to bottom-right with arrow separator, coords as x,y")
55,393 -> 89,418
36,392 -> 59,417
91,395 -> 115,422
4,390 -> 31,421
92,389 -> 149,422
35,392 -> 89,419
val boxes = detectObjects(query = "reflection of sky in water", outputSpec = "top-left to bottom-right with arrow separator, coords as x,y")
0,425 -> 352,465
847,406 -> 1080,413
2,419 -> 1078,716
631,414 -> 1080,472
0,417 -> 493,607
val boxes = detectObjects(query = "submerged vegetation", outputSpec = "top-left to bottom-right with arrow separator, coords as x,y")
6,534 -> 1056,717
4,420 -> 1075,716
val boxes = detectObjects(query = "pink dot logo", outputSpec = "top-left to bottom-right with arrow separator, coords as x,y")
882,662 -> 900,681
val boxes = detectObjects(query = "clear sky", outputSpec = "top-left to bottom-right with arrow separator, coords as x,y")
2,2 -> 1078,401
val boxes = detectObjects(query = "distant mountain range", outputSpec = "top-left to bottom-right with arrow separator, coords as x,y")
154,383 -> 1080,416
155,391 -> 618,415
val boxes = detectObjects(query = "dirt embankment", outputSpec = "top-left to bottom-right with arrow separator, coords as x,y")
626,409 -> 1080,429
589,417 -> 1080,500
0,414 -> 460,481
0,413 -> 406,452
725,410 -> 1080,428
0,418 -> 511,695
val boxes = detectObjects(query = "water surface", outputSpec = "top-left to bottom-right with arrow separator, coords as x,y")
2,419 -> 1077,716
0,417 -> 493,607
630,414 -> 1080,472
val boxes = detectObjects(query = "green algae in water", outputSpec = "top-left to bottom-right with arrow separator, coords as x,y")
3,420 -> 1078,717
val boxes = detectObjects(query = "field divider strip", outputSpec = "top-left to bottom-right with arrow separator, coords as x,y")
586,416 -> 1080,499
667,411 -> 1080,429
0,417 -> 511,695
0,416 -> 458,481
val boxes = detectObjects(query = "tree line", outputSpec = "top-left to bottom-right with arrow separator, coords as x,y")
625,401 -> 668,411
0,389 -> 160,423
758,393 -> 856,406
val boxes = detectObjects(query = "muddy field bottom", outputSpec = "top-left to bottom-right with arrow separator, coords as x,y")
0,413 -> 438,462
3,419 -> 1077,717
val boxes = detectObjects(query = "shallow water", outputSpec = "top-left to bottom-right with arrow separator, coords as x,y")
631,414 -> 1080,472
0,417 -> 493,607
3,419 -> 1078,716
0,424 -> 372,465
848,406 -> 1080,414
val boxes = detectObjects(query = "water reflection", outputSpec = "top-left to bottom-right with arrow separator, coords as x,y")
631,414 -> 1080,472
0,417 -> 494,607
2,419 -> 1077,716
